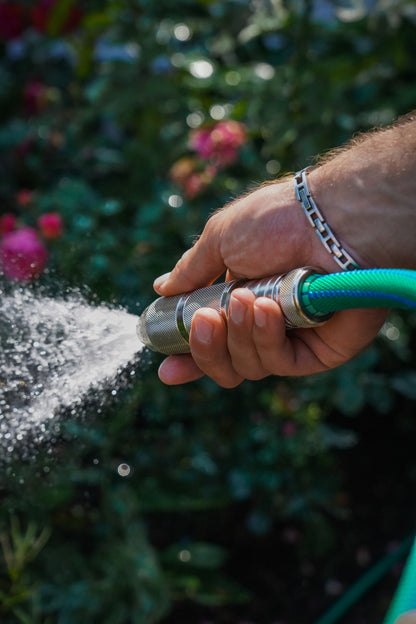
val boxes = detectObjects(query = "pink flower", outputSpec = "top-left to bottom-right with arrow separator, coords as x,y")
183,172 -> 209,199
169,157 -> 217,199
0,227 -> 48,281
23,79 -> 47,116
189,127 -> 212,159
38,212 -> 63,239
0,2 -> 26,41
190,120 -> 247,167
0,213 -> 17,236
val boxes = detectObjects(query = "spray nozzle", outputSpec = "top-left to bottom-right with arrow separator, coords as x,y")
137,267 -> 331,355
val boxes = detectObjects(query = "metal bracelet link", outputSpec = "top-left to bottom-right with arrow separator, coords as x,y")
294,167 -> 360,272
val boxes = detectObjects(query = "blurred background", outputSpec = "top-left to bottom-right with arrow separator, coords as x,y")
0,1 -> 416,623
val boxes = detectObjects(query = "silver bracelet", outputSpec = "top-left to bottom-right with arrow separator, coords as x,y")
294,167 -> 360,272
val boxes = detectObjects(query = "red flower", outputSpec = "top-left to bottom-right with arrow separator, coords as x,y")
0,213 -> 17,236
0,2 -> 26,41
190,120 -> 247,168
0,227 -> 48,281
38,212 -> 63,239
31,0 -> 82,35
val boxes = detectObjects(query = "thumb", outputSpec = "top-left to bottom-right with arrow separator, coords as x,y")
395,611 -> 416,624
153,214 -> 226,296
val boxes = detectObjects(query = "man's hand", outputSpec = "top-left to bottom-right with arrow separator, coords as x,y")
153,180 -> 386,387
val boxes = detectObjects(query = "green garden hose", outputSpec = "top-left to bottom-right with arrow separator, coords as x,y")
300,268 -> 416,623
313,535 -> 414,624
301,268 -> 416,318
384,537 -> 416,624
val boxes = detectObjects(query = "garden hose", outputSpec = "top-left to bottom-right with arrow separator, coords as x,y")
138,266 -> 416,621
313,534 -> 415,624
301,268 -> 416,317
383,536 -> 416,624
137,267 -> 416,355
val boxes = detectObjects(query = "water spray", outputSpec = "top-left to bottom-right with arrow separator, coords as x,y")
137,265 -> 416,623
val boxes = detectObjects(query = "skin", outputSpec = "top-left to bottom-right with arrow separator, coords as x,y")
154,112 -> 416,388
395,614 -> 416,624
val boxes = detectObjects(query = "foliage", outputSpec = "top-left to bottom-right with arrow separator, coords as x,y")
1,1 -> 416,622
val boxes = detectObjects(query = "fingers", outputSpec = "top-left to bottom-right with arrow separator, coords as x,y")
154,214 -> 226,296
227,289 -> 268,379
157,293 -> 386,387
189,307 -> 244,388
157,291 -> 330,387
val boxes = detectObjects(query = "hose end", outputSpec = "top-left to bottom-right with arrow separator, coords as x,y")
279,267 -> 333,328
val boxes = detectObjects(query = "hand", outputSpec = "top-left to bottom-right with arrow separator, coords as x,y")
395,612 -> 416,624
153,179 -> 386,387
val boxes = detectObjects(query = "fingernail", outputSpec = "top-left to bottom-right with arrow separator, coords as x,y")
153,272 -> 171,290
254,303 -> 267,328
193,317 -> 213,344
230,295 -> 246,325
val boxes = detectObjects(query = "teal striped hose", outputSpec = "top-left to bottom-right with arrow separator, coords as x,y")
301,268 -> 416,318
384,537 -> 416,624
300,268 -> 416,623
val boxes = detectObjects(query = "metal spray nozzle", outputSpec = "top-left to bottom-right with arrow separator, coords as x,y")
137,267 -> 332,355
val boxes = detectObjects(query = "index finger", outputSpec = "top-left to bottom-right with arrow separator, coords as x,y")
153,213 -> 226,296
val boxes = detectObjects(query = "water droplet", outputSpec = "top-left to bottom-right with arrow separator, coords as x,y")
117,463 -> 131,477
168,194 -> 183,208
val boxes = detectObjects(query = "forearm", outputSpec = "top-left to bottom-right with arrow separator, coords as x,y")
308,111 -> 416,270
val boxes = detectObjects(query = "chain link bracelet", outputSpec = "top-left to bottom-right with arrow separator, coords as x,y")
294,167 -> 360,271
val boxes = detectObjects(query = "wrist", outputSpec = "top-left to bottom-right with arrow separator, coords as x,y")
306,119 -> 416,270
307,157 -> 416,270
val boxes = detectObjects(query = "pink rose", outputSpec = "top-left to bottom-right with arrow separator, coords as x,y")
0,213 -> 17,236
189,127 -> 212,159
190,120 -> 247,167
183,172 -> 209,199
38,212 -> 63,239
0,227 -> 48,281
